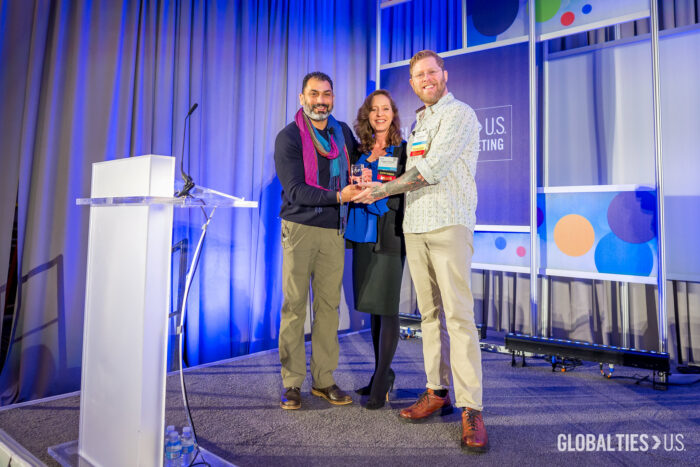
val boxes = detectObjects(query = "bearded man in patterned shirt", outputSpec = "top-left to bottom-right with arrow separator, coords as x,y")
352,49 -> 488,453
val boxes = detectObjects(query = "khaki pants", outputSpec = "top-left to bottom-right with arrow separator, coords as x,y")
279,219 -> 345,388
404,225 -> 483,410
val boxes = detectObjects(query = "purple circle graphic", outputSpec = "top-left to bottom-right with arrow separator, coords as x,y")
607,191 -> 656,244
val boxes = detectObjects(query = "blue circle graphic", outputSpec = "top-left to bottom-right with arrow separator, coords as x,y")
594,233 -> 654,276
495,236 -> 507,250
582,4 -> 592,14
470,0 -> 520,37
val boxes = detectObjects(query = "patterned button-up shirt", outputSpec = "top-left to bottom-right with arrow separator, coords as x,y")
403,92 -> 481,234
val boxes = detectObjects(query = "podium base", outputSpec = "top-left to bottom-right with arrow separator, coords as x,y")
48,439 -> 237,467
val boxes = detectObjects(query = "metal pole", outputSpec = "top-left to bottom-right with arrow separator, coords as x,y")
543,45 -> 549,189
540,278 -> 549,337
620,282 -> 630,348
528,0 -> 539,337
540,39 -> 550,338
376,0 -> 382,89
649,0 -> 668,360
462,0 -> 467,50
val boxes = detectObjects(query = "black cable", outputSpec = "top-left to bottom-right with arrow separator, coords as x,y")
180,365 -> 210,467
187,448 -> 210,467
547,355 -> 583,372
608,374 -> 650,385
180,268 -> 210,467
176,206 -> 212,467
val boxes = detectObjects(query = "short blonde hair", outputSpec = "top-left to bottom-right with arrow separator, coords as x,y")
409,50 -> 444,76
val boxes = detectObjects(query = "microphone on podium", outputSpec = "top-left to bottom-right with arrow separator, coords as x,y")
175,103 -> 199,198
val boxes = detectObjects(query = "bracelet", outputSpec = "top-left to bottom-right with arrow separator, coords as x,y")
337,191 -> 342,204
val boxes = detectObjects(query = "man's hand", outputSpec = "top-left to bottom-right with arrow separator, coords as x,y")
351,182 -> 385,204
340,184 -> 363,203
349,167 -> 431,204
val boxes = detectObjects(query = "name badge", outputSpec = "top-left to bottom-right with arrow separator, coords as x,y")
377,156 -> 399,181
378,156 -> 398,171
413,130 -> 428,141
410,130 -> 428,157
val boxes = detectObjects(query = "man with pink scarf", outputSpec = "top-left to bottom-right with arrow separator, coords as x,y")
274,72 -> 360,410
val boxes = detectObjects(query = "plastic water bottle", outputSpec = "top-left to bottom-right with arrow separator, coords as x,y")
164,426 -> 175,461
164,426 -> 175,462
180,427 -> 195,466
164,431 -> 182,467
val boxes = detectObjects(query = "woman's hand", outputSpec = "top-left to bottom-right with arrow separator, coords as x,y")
361,167 -> 372,183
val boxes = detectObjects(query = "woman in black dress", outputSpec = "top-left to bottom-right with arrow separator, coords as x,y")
346,90 -> 406,409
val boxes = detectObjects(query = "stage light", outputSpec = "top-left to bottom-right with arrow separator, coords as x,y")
505,333 -> 670,372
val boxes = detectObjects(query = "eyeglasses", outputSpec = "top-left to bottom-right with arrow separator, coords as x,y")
411,69 -> 442,80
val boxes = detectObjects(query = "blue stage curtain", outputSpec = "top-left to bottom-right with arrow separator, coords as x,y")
381,0 -> 462,64
0,0 -> 374,405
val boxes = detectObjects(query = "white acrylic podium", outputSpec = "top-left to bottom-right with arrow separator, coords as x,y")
66,155 -> 256,467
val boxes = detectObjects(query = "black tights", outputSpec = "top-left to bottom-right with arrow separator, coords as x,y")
369,314 -> 399,400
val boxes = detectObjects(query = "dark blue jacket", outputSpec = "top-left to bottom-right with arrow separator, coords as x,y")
274,120 -> 358,229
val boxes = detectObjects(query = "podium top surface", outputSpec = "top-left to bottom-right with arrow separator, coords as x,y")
77,184 -> 258,208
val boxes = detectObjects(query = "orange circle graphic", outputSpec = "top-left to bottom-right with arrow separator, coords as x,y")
553,214 -> 595,257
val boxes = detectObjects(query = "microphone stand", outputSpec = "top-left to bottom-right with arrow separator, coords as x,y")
175,103 -> 198,198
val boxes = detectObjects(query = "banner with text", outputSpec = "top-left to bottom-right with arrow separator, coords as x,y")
380,42 -> 529,226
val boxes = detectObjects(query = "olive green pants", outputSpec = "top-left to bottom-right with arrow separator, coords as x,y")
279,220 -> 345,388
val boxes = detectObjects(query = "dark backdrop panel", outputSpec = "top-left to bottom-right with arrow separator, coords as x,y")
381,43 -> 530,226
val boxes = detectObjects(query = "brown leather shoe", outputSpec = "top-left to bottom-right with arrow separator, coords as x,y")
311,384 -> 353,405
398,389 -> 453,423
461,408 -> 489,453
280,387 -> 301,410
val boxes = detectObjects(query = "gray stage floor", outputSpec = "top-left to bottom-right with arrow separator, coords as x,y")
0,330 -> 698,466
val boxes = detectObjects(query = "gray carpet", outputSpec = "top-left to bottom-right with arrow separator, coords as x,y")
0,330 -> 698,466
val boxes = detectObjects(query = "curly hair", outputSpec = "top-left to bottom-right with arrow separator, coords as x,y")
354,90 -> 402,155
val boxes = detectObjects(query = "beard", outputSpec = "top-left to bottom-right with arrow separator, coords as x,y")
416,77 -> 447,105
302,101 -> 333,121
